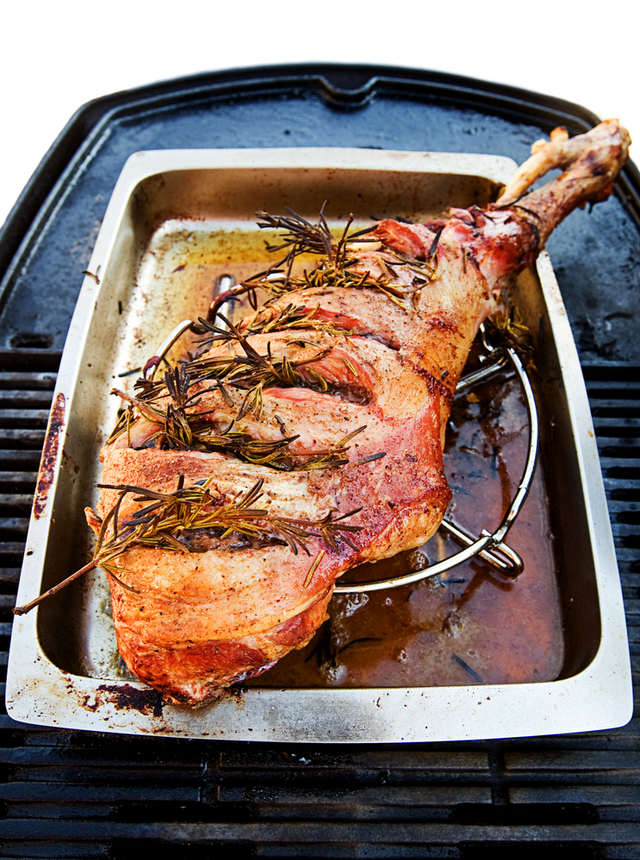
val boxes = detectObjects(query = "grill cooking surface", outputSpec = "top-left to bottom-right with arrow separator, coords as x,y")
0,65 -> 638,856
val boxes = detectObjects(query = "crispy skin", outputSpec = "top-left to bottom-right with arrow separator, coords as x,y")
115,584 -> 333,704
94,120 -> 630,705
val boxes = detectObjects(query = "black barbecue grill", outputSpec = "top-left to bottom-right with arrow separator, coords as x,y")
0,64 -> 638,856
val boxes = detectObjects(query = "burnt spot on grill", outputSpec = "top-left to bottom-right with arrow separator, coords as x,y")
96,683 -> 164,717
33,392 -> 66,520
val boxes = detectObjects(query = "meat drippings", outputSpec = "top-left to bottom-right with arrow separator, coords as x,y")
248,369 -> 563,688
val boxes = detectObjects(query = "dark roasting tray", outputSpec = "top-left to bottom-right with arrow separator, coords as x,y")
0,63 -> 638,854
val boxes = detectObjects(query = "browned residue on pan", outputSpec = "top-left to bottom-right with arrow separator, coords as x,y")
96,683 -> 164,717
33,392 -> 66,519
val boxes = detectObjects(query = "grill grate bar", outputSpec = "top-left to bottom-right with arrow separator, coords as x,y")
1,818 -> 639,847
0,472 -> 38,492
0,372 -> 57,389
0,391 -> 54,410
595,420 -> 640,437
0,451 -> 42,470
0,410 -> 51,429
0,495 -> 35,515
0,429 -> 46,450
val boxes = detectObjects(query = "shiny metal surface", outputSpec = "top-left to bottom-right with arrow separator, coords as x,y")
5,148 -> 632,742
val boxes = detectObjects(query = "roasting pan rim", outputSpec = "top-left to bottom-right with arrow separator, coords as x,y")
6,146 -> 632,742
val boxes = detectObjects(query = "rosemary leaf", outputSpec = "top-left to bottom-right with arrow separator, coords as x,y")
304,550 -> 326,588
93,479 -> 362,581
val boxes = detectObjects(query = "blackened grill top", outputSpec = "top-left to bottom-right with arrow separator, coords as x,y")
0,66 -> 638,856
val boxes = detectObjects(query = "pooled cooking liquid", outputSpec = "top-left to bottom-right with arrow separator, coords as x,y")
248,366 -> 563,688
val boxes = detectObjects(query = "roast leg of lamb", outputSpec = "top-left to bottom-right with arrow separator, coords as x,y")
88,120 -> 630,705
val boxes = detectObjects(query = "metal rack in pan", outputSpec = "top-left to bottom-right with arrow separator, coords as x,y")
0,65 -> 638,857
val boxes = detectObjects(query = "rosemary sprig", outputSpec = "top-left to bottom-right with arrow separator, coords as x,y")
208,205 -> 438,316
187,346 -> 333,420
123,314 -> 335,420
210,267 -> 409,318
304,550 -> 325,588
194,305 -> 351,354
99,477 -> 363,560
484,310 -> 535,366
12,479 -> 363,615
233,237 -> 438,312
256,205 -> 373,269
109,324 -> 334,439
108,355 -> 371,471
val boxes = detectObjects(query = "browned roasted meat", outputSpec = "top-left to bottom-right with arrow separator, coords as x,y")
91,119 -> 630,705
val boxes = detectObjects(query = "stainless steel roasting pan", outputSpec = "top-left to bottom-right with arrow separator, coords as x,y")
5,148 -> 632,742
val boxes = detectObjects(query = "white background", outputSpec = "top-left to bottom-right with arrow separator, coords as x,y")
0,0 -> 635,229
